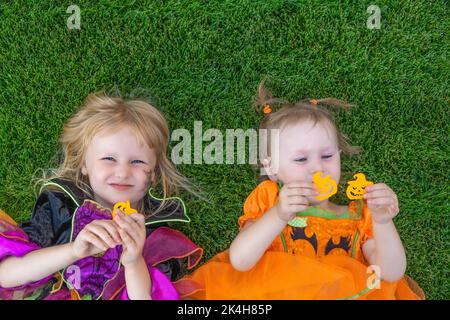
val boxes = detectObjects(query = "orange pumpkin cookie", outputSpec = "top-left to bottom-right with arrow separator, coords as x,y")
112,200 -> 137,220
346,173 -> 373,200
313,171 -> 338,200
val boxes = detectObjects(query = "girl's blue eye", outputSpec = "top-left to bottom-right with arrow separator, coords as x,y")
102,157 -> 145,164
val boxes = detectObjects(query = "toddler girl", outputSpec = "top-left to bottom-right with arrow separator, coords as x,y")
182,83 -> 424,300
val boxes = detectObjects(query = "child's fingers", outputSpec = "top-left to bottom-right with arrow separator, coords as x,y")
286,188 -> 318,197
127,213 -> 146,235
117,210 -> 140,227
132,215 -> 146,238
81,232 -> 109,251
365,183 -> 391,193
287,195 -> 309,206
128,213 -> 145,226
116,210 -> 135,226
124,212 -> 145,233
289,204 -> 308,213
115,213 -> 131,229
385,204 -> 397,216
114,208 -> 121,218
367,197 -> 396,207
118,227 -> 136,248
116,213 -> 142,243
364,189 -> 393,199
286,182 -> 316,190
94,220 -> 122,244
85,224 -> 117,248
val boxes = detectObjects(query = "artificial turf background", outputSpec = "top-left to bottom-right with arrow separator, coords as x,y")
0,1 -> 448,299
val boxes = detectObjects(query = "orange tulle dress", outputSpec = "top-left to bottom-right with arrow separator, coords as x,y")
179,180 -> 425,300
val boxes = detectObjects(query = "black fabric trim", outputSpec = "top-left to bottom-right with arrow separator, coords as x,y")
20,190 -> 75,247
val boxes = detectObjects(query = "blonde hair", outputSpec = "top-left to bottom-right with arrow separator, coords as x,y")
255,81 -> 362,180
35,93 -> 198,217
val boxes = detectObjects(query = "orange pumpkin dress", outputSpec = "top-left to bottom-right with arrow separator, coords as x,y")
180,180 -> 425,300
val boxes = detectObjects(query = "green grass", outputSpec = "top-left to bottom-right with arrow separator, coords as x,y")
0,0 -> 448,299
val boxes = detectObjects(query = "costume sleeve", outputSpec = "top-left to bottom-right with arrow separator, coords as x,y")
20,191 -> 75,248
237,180 -> 279,230
358,202 -> 374,245
0,210 -> 54,295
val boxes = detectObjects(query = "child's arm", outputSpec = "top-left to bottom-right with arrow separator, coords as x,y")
361,183 -> 406,282
230,182 -> 318,272
115,211 -> 151,300
123,257 -> 152,300
362,222 -> 406,282
0,219 -> 121,288
0,242 -> 78,288
229,205 -> 289,271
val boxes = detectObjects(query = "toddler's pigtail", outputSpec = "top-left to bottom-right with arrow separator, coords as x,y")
254,81 -> 290,116
304,98 -> 354,110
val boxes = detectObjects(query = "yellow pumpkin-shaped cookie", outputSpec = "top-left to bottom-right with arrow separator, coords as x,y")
112,200 -> 137,220
346,173 -> 373,200
313,171 -> 338,200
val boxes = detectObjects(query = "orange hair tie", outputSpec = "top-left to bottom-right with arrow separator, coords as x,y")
263,104 -> 272,114
309,99 -> 318,106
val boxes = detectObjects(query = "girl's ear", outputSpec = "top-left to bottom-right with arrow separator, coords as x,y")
262,157 -> 279,182
261,158 -> 273,176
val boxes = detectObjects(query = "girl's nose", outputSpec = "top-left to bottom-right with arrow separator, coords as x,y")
115,164 -> 131,179
309,165 -> 324,177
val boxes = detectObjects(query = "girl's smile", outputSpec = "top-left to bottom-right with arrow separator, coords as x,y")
109,183 -> 134,191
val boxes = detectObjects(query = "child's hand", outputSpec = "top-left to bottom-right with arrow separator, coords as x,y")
72,220 -> 122,259
115,209 -> 146,267
275,182 -> 319,222
363,183 -> 399,225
